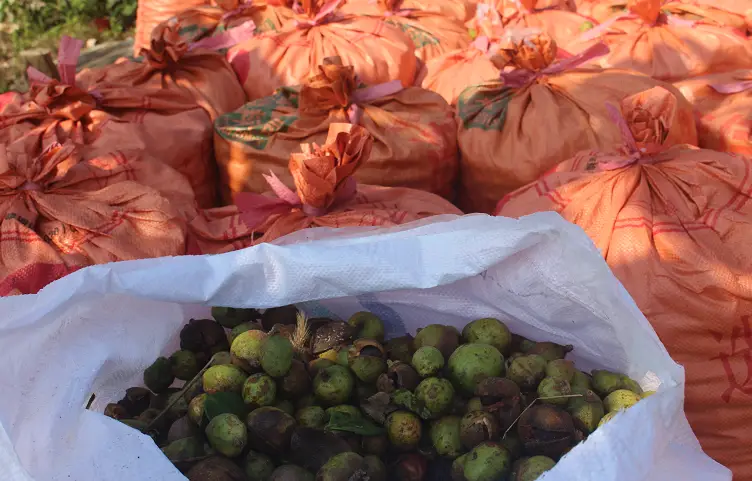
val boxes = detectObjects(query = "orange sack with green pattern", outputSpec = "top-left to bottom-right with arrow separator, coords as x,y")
214,59 -> 458,203
188,123 -> 462,254
339,0 -> 470,63
455,33 -> 696,213
495,86 -> 752,481
154,0 -> 296,45
0,142 -> 191,296
675,70 -> 752,157
226,0 -> 417,100
572,0 -> 752,81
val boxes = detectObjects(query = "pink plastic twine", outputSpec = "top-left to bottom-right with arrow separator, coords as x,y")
596,103 -> 656,171
189,20 -> 257,50
500,42 -> 609,88
234,171 -> 358,228
709,81 -> 752,94
26,36 -> 83,86
345,79 -> 404,125
220,0 -> 255,23
294,0 -> 344,28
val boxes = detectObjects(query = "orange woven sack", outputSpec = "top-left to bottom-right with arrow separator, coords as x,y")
340,0 -> 471,22
135,0 -> 207,54
155,0 -> 296,46
188,123 -> 462,253
574,0 -> 752,81
338,0 -> 470,63
418,36 -> 509,105
456,33 -> 697,213
576,0 -> 750,31
75,27 -> 248,207
468,0 -> 596,53
675,70 -> 752,157
495,86 -> 752,481
0,142 -> 191,296
214,59 -> 458,203
0,37 -> 219,209
226,0 -> 417,100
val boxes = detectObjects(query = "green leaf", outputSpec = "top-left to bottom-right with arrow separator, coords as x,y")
326,411 -> 385,436
202,392 -> 247,427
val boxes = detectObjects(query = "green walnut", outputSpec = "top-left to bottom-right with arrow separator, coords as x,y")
242,373 -> 277,407
462,318 -> 512,355
411,346 -> 445,378
144,357 -> 174,394
205,413 -> 247,458
448,344 -> 504,394
348,312 -> 386,342
203,365 -> 248,394
313,365 -> 354,406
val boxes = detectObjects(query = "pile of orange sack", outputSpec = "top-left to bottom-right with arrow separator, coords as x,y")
2,0 -> 752,477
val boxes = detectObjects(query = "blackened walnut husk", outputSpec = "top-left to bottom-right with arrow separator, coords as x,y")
281,360 -> 311,398
246,407 -> 297,455
311,321 -> 355,354
390,453 -> 428,481
376,362 -> 421,393
104,403 -> 128,419
117,387 -> 152,417
261,305 -> 300,331
385,335 -> 414,363
475,377 -> 522,431
185,456 -> 247,481
289,427 -> 352,472
180,319 -> 229,357
517,404 -> 576,459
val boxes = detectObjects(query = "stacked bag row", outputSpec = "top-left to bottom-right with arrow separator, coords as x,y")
3,0 -> 752,476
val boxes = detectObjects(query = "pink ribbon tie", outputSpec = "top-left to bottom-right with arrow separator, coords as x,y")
294,0 -> 344,28
235,171 -> 358,229
346,79 -> 404,124
709,81 -> 752,94
500,42 -> 609,88
189,20 -> 256,51
27,35 -> 83,87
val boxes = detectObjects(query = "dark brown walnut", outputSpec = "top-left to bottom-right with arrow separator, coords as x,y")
385,335 -> 414,363
281,360 -> 311,398
376,362 -> 421,393
413,325 -> 459,359
269,465 -> 315,481
104,403 -> 129,420
517,404 -> 576,459
167,416 -> 200,443
180,319 -> 230,357
185,456 -> 247,481
355,381 -> 378,403
261,305 -> 300,331
527,342 -> 574,362
311,321 -> 355,355
475,377 -> 522,431
334,431 -> 363,454
460,411 -> 500,450
289,427 -> 352,472
362,434 -> 389,456
426,457 -> 455,481
348,339 -> 386,361
390,453 -> 428,481
117,387 -> 152,417
268,323 -> 295,341
246,407 -> 297,455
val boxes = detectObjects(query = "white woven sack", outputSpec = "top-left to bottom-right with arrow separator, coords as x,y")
0,213 -> 730,481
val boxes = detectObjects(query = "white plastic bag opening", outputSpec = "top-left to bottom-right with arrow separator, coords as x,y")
0,213 -> 730,481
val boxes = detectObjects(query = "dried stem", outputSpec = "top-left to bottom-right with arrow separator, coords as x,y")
145,352 -> 221,432
502,394 -> 583,439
